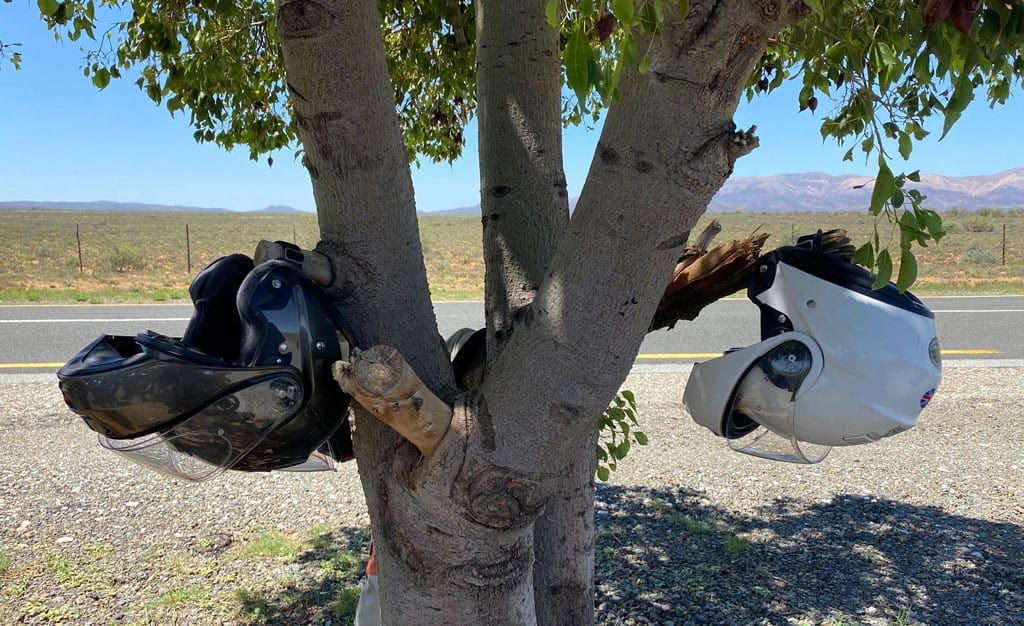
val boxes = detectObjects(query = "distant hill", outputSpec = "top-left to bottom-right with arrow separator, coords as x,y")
253,205 -> 305,213
423,168 -> 1024,215
0,200 -> 309,213
708,168 -> 1024,213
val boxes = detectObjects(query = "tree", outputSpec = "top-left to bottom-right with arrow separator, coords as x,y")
16,0 -> 1024,622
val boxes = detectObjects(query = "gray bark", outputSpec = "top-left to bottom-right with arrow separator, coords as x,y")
476,0 -> 570,359
274,0 -> 808,623
474,3 -> 586,621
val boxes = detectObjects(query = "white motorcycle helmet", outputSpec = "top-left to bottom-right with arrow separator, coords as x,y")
683,236 -> 942,464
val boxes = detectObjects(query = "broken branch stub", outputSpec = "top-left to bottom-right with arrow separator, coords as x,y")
650,231 -> 770,331
254,239 -> 334,286
332,345 -> 453,457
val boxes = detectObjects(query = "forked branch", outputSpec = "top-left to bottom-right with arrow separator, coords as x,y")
333,346 -> 453,457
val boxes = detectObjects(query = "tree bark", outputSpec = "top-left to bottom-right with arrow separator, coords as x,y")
476,0 -> 569,360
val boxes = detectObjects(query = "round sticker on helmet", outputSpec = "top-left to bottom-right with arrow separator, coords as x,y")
920,388 -> 935,409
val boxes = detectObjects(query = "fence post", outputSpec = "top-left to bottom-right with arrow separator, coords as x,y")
1002,223 -> 1007,266
186,224 -> 192,273
76,224 -> 84,273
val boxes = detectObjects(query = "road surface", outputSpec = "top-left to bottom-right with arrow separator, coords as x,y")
0,296 -> 1019,374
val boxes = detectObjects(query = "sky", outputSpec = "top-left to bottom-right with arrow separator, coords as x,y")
3,2 -> 1024,213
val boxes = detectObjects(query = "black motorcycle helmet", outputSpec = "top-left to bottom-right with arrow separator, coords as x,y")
57,245 -> 355,481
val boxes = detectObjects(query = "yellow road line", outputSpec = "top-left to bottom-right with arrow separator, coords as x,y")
940,349 -> 1001,355
0,362 -> 65,369
636,353 -> 723,360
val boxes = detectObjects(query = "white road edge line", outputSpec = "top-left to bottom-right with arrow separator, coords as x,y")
0,318 -> 191,323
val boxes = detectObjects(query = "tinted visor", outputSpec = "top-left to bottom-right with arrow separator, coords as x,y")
58,334 -> 296,439
99,372 -> 304,481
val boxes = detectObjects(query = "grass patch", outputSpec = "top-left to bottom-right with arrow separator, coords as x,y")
332,584 -> 362,620
232,530 -> 301,560
155,584 -> 213,609
723,534 -> 754,556
0,546 -> 11,574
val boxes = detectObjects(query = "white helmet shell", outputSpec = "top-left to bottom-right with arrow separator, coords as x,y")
684,243 -> 942,463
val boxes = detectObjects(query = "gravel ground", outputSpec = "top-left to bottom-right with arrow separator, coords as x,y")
1,367 -> 1022,625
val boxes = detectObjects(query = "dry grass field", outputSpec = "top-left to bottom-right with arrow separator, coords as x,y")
1,207 -> 1021,303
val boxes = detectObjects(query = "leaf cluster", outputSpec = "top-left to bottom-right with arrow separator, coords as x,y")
545,0 -> 690,125
33,0 -> 476,163
595,390 -> 648,481
750,0 -> 1023,287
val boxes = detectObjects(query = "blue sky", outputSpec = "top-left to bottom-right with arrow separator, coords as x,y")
3,2 -> 1023,213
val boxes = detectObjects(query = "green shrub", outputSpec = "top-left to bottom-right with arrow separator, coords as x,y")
963,240 -> 999,265
961,216 -> 995,232
106,244 -> 147,272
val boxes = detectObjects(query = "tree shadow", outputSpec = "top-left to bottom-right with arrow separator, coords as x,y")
232,524 -> 370,625
592,483 -> 1023,625
227,488 -> 1021,625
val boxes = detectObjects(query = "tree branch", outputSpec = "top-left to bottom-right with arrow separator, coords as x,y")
650,229 -> 769,331
333,346 -> 453,458
477,0 -> 808,474
477,0 -> 569,361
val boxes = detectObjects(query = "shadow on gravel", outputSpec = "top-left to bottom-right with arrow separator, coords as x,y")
233,525 -> 370,625
593,484 -> 1024,626
225,488 -> 1022,626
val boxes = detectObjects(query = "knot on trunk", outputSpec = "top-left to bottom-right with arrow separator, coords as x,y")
278,0 -> 335,39
462,469 -> 544,530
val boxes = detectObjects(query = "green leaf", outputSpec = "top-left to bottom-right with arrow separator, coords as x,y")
871,249 -> 893,290
611,0 -> 634,25
544,0 -> 558,27
614,439 -> 630,459
634,431 -> 649,445
922,210 -> 945,241
91,67 -> 110,89
942,58 -> 977,139
37,0 -> 58,16
597,466 -> 610,481
621,390 -> 635,405
652,0 -> 665,23
897,249 -> 918,292
595,445 -> 608,461
898,133 -> 912,160
870,158 -> 896,216
907,170 -> 922,182
851,241 -> 874,268
677,0 -> 690,22
803,0 -> 823,19
565,27 -> 593,104
638,54 -> 649,74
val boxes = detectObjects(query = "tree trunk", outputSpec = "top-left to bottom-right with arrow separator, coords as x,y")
476,0 -> 569,358
274,0 -> 808,623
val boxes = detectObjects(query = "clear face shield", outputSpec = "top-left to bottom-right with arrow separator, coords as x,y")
98,373 -> 305,481
685,333 -> 830,464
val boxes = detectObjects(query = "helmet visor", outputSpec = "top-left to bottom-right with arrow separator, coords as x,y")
99,373 -> 304,481
724,338 -> 830,464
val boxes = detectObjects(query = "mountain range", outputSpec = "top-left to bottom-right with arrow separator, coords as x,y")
707,167 -> 1024,213
4,168 -> 1023,215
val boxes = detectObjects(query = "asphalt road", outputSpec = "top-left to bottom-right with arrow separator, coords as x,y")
1,296 -> 1020,373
